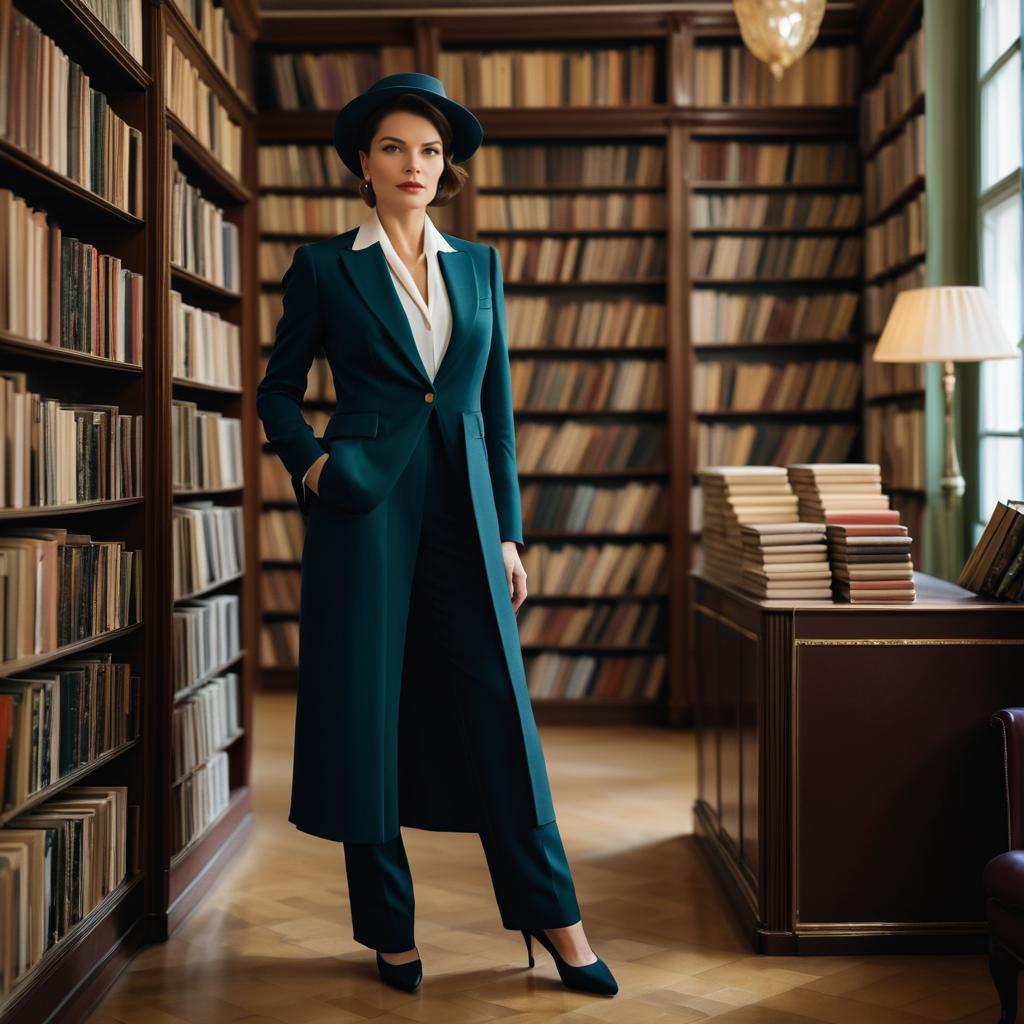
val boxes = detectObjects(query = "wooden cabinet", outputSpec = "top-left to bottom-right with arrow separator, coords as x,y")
692,570 -> 1024,955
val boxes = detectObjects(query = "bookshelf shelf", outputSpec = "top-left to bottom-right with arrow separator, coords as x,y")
0,137 -> 145,226
1,738 -> 142,825
692,338 -> 862,351
0,329 -> 145,371
865,175 -> 925,227
174,650 -> 247,702
688,180 -> 860,193
691,276 -> 861,287
516,408 -> 666,418
171,377 -> 244,395
522,642 -> 662,653
866,388 -> 927,404
168,113 -> 252,204
175,569 -> 246,604
172,730 -> 246,788
509,345 -> 668,357
172,485 -> 245,497
0,497 -> 146,520
695,408 -> 860,419
170,264 -> 243,304
863,92 -> 925,159
864,251 -> 926,285
690,226 -> 862,237
0,621 -> 143,678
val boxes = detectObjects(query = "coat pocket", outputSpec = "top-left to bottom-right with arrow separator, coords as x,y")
479,294 -> 492,309
323,410 -> 380,441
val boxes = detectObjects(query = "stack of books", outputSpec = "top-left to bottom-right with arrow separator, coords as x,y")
786,463 -> 916,603
699,467 -> 799,586
957,500 -> 1024,599
738,522 -> 832,601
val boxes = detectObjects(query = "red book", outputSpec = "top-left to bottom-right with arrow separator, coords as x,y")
825,510 -> 902,525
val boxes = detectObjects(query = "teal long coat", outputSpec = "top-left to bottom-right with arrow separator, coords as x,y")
256,226 -> 557,843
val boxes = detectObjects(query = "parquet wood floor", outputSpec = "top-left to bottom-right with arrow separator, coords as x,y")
85,693 -> 1001,1023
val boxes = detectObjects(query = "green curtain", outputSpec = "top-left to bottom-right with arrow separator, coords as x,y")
921,0 -> 980,579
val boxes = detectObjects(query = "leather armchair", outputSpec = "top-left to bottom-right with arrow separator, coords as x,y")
985,708 -> 1024,1024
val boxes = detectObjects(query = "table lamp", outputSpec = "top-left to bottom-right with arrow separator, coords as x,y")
873,285 -> 1020,500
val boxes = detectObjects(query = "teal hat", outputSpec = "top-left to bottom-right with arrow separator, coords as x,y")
333,72 -> 483,180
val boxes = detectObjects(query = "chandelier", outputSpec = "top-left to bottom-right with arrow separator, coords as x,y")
732,0 -> 827,81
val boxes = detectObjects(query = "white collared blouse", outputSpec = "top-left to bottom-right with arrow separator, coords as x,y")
353,205 -> 457,380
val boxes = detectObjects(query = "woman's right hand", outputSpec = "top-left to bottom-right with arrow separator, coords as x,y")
305,452 -> 329,495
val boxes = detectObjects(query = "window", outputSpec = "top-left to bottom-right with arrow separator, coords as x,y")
976,0 -> 1024,532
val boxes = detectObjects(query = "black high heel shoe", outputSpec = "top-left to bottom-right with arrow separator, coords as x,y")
375,949 -> 422,992
521,928 -> 618,996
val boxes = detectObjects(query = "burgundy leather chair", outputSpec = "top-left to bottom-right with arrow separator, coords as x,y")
985,708 -> 1024,1024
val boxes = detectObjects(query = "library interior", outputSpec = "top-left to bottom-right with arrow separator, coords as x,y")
1,0 -> 1024,1021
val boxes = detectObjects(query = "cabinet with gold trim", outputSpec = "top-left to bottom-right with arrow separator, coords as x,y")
691,570 -> 1024,954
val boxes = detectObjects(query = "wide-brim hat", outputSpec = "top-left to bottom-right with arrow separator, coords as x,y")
333,72 -> 483,180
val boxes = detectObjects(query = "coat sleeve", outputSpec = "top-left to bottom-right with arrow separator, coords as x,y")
481,244 -> 525,554
255,243 -> 326,513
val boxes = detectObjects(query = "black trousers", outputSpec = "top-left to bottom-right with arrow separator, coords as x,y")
342,412 -> 581,952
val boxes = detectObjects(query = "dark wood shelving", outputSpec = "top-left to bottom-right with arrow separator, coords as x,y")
687,179 -> 860,193
168,112 -> 251,205
862,92 -> 925,159
690,225 -> 862,236
174,650 -> 247,702
865,175 -> 925,227
509,345 -> 668,357
175,569 -> 246,604
692,275 -> 862,287
864,251 -> 926,285
0,496 -> 145,520
692,337 -> 862,352
171,377 -> 244,395
695,408 -> 860,419
0,622 -> 143,678
0,328 -> 144,372
865,388 -> 927,404
170,263 -> 243,305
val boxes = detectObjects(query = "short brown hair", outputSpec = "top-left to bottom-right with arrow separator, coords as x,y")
355,94 -> 468,208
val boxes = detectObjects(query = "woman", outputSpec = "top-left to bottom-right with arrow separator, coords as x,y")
256,72 -> 617,998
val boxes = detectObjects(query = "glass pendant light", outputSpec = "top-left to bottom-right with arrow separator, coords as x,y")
732,0 -> 827,80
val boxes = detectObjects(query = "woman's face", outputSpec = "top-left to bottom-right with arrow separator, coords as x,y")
358,111 -> 445,213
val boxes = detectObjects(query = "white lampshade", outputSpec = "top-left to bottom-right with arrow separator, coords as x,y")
873,286 -> 1021,363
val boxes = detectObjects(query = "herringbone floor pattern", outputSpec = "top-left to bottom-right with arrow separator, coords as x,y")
85,693 -> 1002,1023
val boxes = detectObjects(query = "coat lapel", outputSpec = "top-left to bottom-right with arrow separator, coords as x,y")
338,228 -> 479,385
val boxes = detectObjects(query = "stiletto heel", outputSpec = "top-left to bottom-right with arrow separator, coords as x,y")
521,927 -> 618,996
521,928 -> 535,967
375,950 -> 422,992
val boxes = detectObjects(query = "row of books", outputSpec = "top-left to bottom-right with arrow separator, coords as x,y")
172,501 -> 243,601
475,194 -> 667,231
959,501 -> 1024,600
171,401 -> 243,492
861,26 -> 924,150
863,340 -> 925,397
473,143 -> 665,188
258,144 -> 356,189
517,600 -> 664,646
259,195 -> 367,235
690,290 -> 859,344
173,593 -> 240,697
865,260 -> 926,334
82,0 -> 143,63
515,421 -> 665,473
0,190 -> 145,363
491,236 -> 665,282
261,568 -> 298,614
260,621 -> 297,666
172,672 -> 240,783
509,359 -> 665,412
165,35 -> 242,181
691,236 -> 862,279
693,359 -> 861,413
520,541 -> 667,595
0,3 -> 144,217
523,652 -> 665,701
170,0 -> 246,99
438,46 -> 660,107
0,786 -> 131,995
0,655 -> 140,813
865,403 -> 925,490
521,481 -> 668,533
865,192 -> 926,278
693,44 -> 858,106
170,159 -> 241,293
172,747 -> 229,855
0,377 -> 143,509
264,293 -> 670,354
259,509 -> 304,563
864,114 -> 925,220
691,192 -> 862,230
0,531 -> 142,667
255,47 -> 414,110
695,422 -> 858,468
688,141 -> 859,184
171,289 -> 242,389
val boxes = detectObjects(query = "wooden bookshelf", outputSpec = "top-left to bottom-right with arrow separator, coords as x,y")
0,0 -> 259,1020
858,0 -> 926,564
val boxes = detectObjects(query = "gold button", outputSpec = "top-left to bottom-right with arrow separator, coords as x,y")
424,392 -> 434,403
